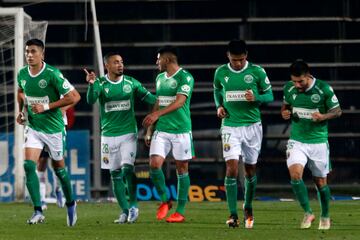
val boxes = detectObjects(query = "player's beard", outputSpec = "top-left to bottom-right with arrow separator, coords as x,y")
115,70 -> 123,77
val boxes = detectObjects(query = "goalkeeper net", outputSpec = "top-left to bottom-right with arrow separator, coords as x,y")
0,8 -> 47,201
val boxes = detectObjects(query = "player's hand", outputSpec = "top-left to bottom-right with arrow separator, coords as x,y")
31,104 -> 46,114
142,112 -> 159,128
245,89 -> 255,101
16,112 -> 26,125
217,106 -> 227,119
312,112 -> 325,122
84,68 -> 96,84
281,109 -> 291,120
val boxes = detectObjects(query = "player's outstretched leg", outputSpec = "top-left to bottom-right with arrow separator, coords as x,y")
55,167 -> 77,226
24,160 -> 44,223
291,179 -> 314,228
150,168 -> 170,220
111,169 -> 129,224
166,173 -> 190,223
244,175 -> 257,229
224,176 -> 238,227
317,185 -> 331,230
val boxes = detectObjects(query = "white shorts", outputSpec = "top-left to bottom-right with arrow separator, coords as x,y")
149,130 -> 194,161
286,139 -> 330,177
221,122 -> 262,164
101,133 -> 137,171
24,126 -> 65,161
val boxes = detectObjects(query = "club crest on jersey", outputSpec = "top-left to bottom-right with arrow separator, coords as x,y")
311,94 -> 320,103
223,143 -> 231,152
123,84 -> 132,93
244,75 -> 254,83
224,76 -> 229,83
102,156 -> 109,164
104,88 -> 109,94
169,79 -> 178,89
38,79 -> 47,88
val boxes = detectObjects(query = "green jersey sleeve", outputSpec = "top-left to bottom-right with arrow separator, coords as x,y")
255,67 -> 273,104
324,84 -> 340,111
213,67 -> 224,108
133,79 -> 156,105
86,79 -> 102,104
51,70 -> 74,96
176,72 -> 194,97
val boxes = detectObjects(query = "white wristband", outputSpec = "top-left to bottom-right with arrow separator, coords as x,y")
43,104 -> 50,111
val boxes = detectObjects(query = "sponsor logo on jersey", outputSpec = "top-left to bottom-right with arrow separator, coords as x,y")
123,84 -> 132,93
158,96 -> 176,106
292,94 -> 297,100
169,79 -> 178,89
244,74 -> 254,83
105,100 -> 131,112
265,76 -> 270,84
26,96 -> 50,105
223,143 -> 231,152
292,107 -> 319,120
331,95 -> 338,103
62,79 -> 71,89
38,79 -> 47,88
181,84 -> 190,92
186,76 -> 192,82
311,94 -> 321,103
104,88 -> 109,94
224,76 -> 229,83
225,91 -> 247,102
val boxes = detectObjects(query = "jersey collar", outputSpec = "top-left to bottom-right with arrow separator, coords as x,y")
227,61 -> 248,73
27,62 -> 46,78
105,74 -> 124,84
165,67 -> 182,79
305,77 -> 316,92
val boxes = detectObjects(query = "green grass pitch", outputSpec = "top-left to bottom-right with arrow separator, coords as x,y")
1,200 -> 359,240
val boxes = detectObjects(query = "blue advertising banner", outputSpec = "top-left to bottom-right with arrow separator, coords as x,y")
0,130 -> 90,202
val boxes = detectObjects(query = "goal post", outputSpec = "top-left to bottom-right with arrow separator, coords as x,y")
0,7 -> 48,201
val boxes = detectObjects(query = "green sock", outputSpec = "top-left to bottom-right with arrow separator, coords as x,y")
225,176 -> 238,216
244,175 -> 257,209
317,185 -> 331,218
24,160 -> 41,208
291,179 -> 312,213
176,173 -> 190,215
111,170 -> 129,214
150,168 -> 168,202
54,167 -> 74,204
122,164 -> 138,208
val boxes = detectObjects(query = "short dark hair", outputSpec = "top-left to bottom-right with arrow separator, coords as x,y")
103,52 -> 121,63
157,45 -> 178,57
25,38 -> 45,50
227,39 -> 247,55
290,59 -> 310,77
